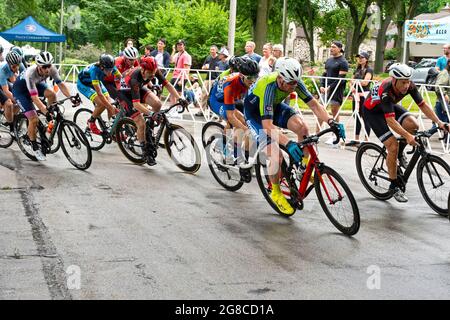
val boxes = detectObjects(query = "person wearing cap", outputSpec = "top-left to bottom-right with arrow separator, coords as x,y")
150,38 -> 170,76
170,39 -> 192,104
319,40 -> 349,145
217,47 -> 230,71
346,51 -> 373,147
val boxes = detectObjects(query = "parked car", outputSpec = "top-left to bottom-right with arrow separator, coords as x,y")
410,58 -> 438,89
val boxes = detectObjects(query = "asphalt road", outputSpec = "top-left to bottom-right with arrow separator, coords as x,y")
0,100 -> 449,300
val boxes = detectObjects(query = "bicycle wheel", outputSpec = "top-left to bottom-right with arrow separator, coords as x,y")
0,112 -> 14,148
315,165 -> 360,236
115,117 -> 145,164
255,148 -> 300,217
355,142 -> 392,200
58,120 -> 92,170
417,155 -> 450,216
205,133 -> 244,191
164,124 -> 201,173
14,114 -> 37,161
36,112 -> 60,154
73,108 -> 106,151
202,121 -> 225,148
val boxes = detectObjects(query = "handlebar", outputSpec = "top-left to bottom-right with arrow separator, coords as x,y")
297,126 -> 341,149
143,101 -> 187,120
48,94 -> 81,112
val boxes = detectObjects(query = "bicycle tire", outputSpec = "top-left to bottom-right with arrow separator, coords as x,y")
255,150 -> 298,217
14,114 -> 37,161
58,120 -> 92,170
205,133 -> 244,191
315,165 -> 360,236
0,113 -> 14,148
417,155 -> 450,216
202,121 -> 225,148
115,117 -> 145,164
73,108 -> 106,151
164,124 -> 201,173
355,142 -> 393,200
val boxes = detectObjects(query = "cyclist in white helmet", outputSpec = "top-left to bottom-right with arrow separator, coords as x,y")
12,51 -> 78,161
243,57 -> 346,215
364,63 -> 449,202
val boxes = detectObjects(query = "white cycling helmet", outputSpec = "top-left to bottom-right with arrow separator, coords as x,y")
36,51 -> 54,65
274,57 -> 303,83
388,63 -> 412,80
123,46 -> 139,60
6,51 -> 22,66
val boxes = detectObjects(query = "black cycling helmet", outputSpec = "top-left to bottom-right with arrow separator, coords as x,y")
228,56 -> 245,72
237,57 -> 259,77
99,54 -> 115,69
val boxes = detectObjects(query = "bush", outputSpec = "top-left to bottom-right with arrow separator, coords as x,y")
384,48 -> 400,61
66,43 -> 104,64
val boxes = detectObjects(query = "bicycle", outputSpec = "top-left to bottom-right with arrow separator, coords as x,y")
355,126 -> 450,217
254,127 -> 360,236
0,108 -> 16,148
115,101 -> 201,172
14,94 -> 92,170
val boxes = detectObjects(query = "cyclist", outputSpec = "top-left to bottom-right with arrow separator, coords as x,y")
10,46 -> 28,70
363,63 -> 449,202
103,46 -> 140,99
12,51 -> 77,161
0,51 -> 23,132
77,54 -> 122,135
244,57 -> 345,215
119,55 -> 187,165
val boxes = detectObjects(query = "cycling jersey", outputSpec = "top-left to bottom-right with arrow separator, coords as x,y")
209,74 -> 248,119
104,56 -> 138,83
78,63 -> 121,87
124,67 -> 168,103
0,62 -> 25,87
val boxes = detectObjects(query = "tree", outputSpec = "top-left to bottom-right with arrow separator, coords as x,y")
291,0 -> 320,63
393,0 -> 420,62
373,0 -> 395,73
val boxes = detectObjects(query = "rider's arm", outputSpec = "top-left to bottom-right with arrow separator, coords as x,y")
262,119 -> 290,146
306,98 -> 333,124
57,82 -> 72,98
165,82 -> 181,100
1,84 -> 14,101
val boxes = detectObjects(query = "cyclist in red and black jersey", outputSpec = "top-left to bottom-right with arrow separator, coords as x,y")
364,63 -> 449,202
117,56 -> 186,164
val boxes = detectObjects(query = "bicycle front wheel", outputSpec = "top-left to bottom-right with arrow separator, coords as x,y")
58,120 -> 92,170
164,124 -> 201,173
115,117 -> 145,164
14,114 -> 37,161
356,142 -> 392,200
315,165 -> 360,236
417,155 -> 450,216
73,108 -> 106,151
202,121 -> 225,148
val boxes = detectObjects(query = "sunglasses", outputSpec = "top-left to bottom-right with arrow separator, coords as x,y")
242,75 -> 257,82
285,80 -> 297,86
41,64 -> 52,69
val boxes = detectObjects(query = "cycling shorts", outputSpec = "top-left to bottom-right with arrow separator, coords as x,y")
116,88 -> 151,119
12,82 -> 49,118
77,80 -> 109,102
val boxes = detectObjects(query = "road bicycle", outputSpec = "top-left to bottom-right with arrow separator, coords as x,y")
356,127 -> 449,216
14,94 -> 92,170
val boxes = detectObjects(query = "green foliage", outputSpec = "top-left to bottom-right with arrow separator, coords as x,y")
317,8 -> 351,45
66,43 -> 104,64
384,48 -> 400,60
140,0 -> 252,68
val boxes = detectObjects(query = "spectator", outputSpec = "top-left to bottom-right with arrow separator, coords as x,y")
244,41 -> 262,63
119,38 -> 135,57
150,38 -> 170,75
202,45 -> 221,81
436,44 -> 450,71
346,51 -> 373,147
272,44 -> 284,59
258,43 -> 276,77
217,47 -> 230,71
319,40 -> 349,144
170,39 -> 192,104
435,58 -> 450,139
144,45 -> 154,56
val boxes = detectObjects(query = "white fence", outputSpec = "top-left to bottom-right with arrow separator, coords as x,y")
54,64 -> 449,154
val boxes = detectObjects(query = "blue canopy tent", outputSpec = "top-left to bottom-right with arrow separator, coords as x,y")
0,16 -> 66,43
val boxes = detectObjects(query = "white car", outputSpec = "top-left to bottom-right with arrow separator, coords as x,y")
411,58 -> 438,89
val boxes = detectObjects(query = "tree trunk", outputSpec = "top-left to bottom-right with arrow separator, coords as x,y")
254,0 -> 269,53
374,15 -> 392,73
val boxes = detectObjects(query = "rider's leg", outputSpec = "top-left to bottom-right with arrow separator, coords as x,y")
134,114 -> 146,144
143,90 -> 162,113
92,94 -> 107,119
383,136 -> 399,181
44,88 -> 56,105
3,99 -> 14,124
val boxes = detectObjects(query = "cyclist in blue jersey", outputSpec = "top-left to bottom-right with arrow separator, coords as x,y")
77,54 -> 122,135
0,51 -> 22,132
244,57 -> 345,215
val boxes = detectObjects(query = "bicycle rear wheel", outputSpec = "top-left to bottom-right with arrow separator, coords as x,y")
115,117 -> 145,164
202,121 -> 225,148
0,112 -> 14,148
59,120 -> 92,170
164,124 -> 201,173
315,165 -> 360,236
356,142 -> 392,200
14,114 -> 37,161
417,155 -> 450,216
205,133 -> 244,191
73,108 -> 106,151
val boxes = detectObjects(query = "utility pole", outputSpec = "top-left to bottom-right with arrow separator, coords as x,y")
282,0 -> 287,50
59,0 -> 64,63
228,0 -> 237,56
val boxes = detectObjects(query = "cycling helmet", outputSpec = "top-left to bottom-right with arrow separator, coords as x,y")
388,63 -> 412,80
99,54 -> 115,69
274,57 -> 302,82
36,51 -> 54,65
6,51 -> 21,66
0,45 -> 3,54
237,57 -> 259,77
228,56 -> 247,72
11,46 -> 24,57
140,56 -> 157,71
123,46 -> 139,60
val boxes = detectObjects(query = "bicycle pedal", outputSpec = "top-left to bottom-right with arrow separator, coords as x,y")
239,168 -> 252,183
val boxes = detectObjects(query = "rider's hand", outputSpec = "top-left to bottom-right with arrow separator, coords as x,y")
328,119 -> 346,140
70,96 -> 80,107
45,112 -> 53,122
178,98 -> 188,107
320,87 -> 326,94
286,140 -> 303,163
406,133 -> 418,146
151,111 -> 163,124
107,107 -> 119,119
438,121 -> 449,133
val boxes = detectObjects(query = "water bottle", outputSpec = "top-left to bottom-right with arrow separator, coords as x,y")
47,121 -> 54,134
